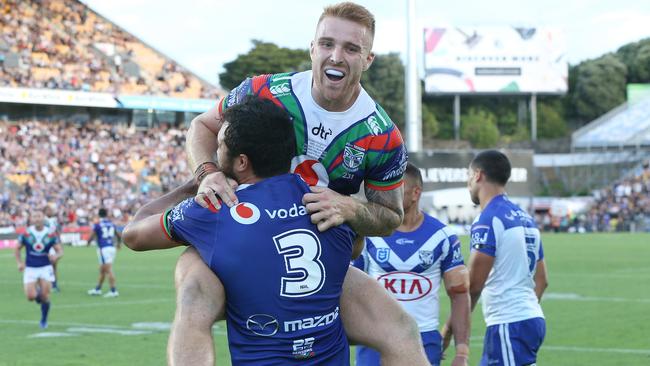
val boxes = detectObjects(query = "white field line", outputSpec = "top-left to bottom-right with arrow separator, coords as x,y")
0,319 -> 228,336
468,338 -> 650,355
55,298 -> 173,308
543,292 -> 650,303
0,279 -> 172,289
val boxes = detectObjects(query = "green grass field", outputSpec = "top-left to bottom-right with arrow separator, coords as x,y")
1,233 -> 649,365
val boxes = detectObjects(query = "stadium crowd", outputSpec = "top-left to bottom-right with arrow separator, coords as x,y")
585,161 -> 650,232
0,119 -> 191,228
0,0 -> 220,99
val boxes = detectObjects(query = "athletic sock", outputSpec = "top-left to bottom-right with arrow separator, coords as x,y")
110,287 -> 116,293
95,285 -> 102,291
41,301 -> 50,323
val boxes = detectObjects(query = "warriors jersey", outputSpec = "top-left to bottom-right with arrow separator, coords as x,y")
470,194 -> 545,326
93,219 -> 118,248
163,174 -> 354,365
19,226 -> 58,267
218,71 -> 407,195
353,213 -> 464,332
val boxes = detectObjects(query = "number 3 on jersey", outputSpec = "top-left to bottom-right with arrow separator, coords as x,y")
274,229 -> 326,297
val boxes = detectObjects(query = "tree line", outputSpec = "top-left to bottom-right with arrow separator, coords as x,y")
218,38 -> 650,148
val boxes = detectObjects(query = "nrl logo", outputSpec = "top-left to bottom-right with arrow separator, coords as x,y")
376,248 -> 390,263
343,144 -> 365,172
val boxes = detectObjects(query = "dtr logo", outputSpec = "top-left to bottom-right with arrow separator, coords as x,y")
230,202 -> 261,225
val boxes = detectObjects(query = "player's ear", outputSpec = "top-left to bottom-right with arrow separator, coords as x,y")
363,51 -> 375,71
236,154 -> 249,173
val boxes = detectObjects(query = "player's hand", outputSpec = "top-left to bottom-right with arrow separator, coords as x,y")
303,186 -> 353,232
17,262 -> 25,272
195,172 -> 238,210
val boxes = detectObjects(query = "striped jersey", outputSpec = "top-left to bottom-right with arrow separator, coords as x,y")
470,194 -> 545,326
218,71 -> 407,195
353,213 -> 464,332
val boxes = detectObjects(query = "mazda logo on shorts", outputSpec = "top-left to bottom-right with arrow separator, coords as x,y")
246,314 -> 279,337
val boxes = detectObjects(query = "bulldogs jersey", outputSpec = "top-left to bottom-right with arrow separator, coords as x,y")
19,226 -> 58,267
218,71 -> 407,195
470,194 -> 545,326
353,214 -> 464,332
163,174 -> 354,365
93,219 -> 118,248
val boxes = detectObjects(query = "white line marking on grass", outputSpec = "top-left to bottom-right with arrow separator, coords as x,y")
544,292 -> 650,303
0,319 -> 128,328
131,322 -> 172,330
56,298 -> 173,309
28,332 -> 79,338
66,327 -> 152,335
0,279 -> 172,289
551,273 -> 650,279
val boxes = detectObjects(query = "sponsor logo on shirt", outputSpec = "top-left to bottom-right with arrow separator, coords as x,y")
265,203 -> 307,219
230,202 -> 261,225
365,115 -> 384,136
311,122 -> 333,140
343,144 -> 365,172
377,272 -> 433,301
470,226 -> 490,249
269,82 -> 290,96
284,307 -> 339,332
245,314 -> 279,337
395,238 -> 415,245
33,242 -> 45,252
292,337 -> 316,359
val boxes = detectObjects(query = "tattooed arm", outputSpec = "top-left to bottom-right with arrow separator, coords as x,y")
303,185 -> 404,237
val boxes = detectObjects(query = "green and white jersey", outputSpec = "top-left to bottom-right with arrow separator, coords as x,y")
218,71 -> 407,195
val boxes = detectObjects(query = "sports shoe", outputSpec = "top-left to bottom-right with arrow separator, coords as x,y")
87,288 -> 102,296
39,320 -> 48,329
103,291 -> 119,298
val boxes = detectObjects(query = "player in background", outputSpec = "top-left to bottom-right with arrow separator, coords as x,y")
353,163 -> 470,366
173,3 -> 428,365
124,97 -> 361,365
458,150 -> 548,366
45,204 -> 62,292
87,208 -> 122,298
15,209 -> 63,329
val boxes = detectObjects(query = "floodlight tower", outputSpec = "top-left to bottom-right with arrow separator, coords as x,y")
405,0 -> 422,152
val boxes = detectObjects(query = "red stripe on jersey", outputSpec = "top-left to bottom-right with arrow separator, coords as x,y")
160,212 -> 172,240
251,74 -> 273,94
366,179 -> 404,191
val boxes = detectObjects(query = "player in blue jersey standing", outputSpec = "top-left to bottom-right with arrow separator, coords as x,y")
463,150 -> 548,366
14,209 -> 63,329
124,97 -> 362,365
87,208 -> 122,298
354,163 -> 471,366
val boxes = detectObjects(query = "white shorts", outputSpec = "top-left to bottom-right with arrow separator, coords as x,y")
97,246 -> 117,265
23,265 -> 55,284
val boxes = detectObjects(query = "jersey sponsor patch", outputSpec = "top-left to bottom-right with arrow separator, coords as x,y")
471,225 -> 490,249
377,272 -> 433,301
245,314 -> 279,337
230,202 -> 261,225
342,143 -> 365,172
418,250 -> 434,267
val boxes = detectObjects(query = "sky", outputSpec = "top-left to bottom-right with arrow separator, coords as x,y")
81,0 -> 650,87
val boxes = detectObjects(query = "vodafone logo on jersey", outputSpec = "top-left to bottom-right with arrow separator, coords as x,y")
230,202 -> 261,225
33,242 -> 45,252
291,155 -> 329,187
377,272 -> 432,301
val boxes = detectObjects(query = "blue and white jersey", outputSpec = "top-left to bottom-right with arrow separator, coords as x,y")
93,219 -> 117,248
470,194 -> 544,326
45,216 -> 59,235
353,213 -> 464,332
19,226 -> 58,267
163,174 -> 354,366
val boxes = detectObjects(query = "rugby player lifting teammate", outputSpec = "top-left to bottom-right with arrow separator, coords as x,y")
171,2 -> 428,365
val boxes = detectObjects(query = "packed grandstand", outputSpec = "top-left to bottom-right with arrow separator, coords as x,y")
1,0 -> 649,245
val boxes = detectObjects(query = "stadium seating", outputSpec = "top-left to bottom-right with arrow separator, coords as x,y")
0,119 -> 191,228
0,0 -> 221,98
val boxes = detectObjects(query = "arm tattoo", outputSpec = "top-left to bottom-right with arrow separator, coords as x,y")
348,185 -> 404,237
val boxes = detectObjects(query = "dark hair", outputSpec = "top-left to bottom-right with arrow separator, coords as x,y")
404,162 -> 423,188
98,208 -> 108,218
223,97 -> 296,178
470,150 -> 511,186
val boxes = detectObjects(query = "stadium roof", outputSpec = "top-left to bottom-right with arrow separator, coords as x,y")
572,97 -> 650,149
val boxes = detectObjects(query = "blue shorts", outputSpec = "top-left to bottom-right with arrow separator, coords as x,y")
355,330 -> 441,366
480,317 -> 545,366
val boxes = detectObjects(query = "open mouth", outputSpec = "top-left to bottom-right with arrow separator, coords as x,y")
325,69 -> 345,82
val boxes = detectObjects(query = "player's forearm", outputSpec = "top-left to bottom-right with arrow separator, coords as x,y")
14,247 -> 22,264
132,178 -> 198,222
449,291 -> 471,355
186,115 -> 220,172
534,276 -> 548,302
348,187 -> 404,237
